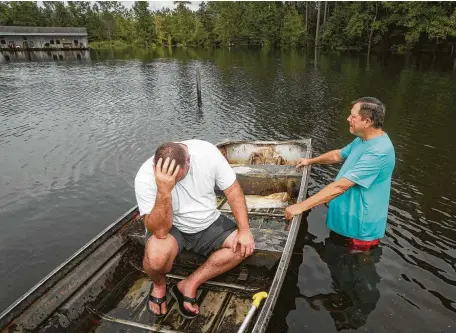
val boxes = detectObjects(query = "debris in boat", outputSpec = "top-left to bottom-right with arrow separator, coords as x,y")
221,192 -> 291,210
248,146 -> 286,165
219,147 -> 228,159
245,192 -> 291,209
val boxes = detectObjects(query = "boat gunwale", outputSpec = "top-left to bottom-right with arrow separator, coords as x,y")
0,206 -> 139,330
216,139 -> 311,146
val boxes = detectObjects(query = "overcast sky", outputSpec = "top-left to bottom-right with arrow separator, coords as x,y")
122,1 -> 202,11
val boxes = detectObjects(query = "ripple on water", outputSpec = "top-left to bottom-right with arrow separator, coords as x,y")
0,51 -> 456,333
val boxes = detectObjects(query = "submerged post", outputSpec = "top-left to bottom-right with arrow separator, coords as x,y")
196,68 -> 202,105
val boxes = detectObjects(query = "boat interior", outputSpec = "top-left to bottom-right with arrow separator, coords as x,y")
3,140 -> 310,333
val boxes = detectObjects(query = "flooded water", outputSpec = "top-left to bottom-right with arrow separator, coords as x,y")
1,48 -> 455,332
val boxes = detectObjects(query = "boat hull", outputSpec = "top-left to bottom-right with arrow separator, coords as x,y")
0,139 -> 312,333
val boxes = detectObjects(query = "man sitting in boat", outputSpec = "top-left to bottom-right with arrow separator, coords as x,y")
285,97 -> 395,250
134,139 -> 255,319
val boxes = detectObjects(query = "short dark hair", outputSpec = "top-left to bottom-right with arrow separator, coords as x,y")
352,97 -> 385,129
154,142 -> 187,168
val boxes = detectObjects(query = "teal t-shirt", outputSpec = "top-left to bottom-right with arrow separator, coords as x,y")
326,134 -> 395,241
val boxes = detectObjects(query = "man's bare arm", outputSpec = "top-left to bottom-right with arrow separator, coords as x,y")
144,191 -> 172,239
285,178 -> 355,220
224,180 -> 249,231
296,150 -> 343,168
223,180 -> 255,257
144,157 -> 180,239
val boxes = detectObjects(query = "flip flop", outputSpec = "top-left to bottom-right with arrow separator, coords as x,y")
146,283 -> 166,318
170,284 -> 198,319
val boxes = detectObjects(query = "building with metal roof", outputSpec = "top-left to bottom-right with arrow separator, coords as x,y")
0,26 -> 88,50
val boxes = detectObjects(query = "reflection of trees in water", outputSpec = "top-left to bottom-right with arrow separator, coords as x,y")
301,233 -> 382,331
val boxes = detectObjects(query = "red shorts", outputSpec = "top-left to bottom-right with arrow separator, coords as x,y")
329,231 -> 379,251
348,238 -> 379,252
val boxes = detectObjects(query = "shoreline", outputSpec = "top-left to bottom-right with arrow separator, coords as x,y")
87,43 -> 456,56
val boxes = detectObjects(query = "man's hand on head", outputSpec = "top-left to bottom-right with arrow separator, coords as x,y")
155,157 -> 180,194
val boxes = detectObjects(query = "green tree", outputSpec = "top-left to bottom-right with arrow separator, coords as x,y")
52,1 -> 73,26
0,2 -> 12,25
171,1 -> 196,46
211,1 -> 243,46
6,1 -> 44,26
389,2 -> 456,48
0,1 -> 454,52
114,7 -> 135,44
133,1 -> 155,47
154,9 -> 173,46
281,5 -> 305,47
198,1 -> 216,43
67,1 -> 88,27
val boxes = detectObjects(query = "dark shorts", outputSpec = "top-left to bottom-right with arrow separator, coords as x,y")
146,214 -> 237,257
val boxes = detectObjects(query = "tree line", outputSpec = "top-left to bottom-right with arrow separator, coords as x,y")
1,1 -> 456,53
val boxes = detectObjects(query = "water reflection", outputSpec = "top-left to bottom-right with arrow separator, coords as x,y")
0,50 -> 90,63
302,232 -> 382,331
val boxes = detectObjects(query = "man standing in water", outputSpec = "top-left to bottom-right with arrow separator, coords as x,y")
285,97 -> 395,249
135,140 -> 254,319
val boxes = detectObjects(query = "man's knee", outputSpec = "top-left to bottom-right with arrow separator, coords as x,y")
143,252 -> 170,273
143,236 -> 179,273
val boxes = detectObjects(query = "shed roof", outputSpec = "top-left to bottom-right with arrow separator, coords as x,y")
0,26 -> 87,36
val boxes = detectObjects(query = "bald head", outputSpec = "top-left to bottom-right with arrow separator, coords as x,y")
154,142 -> 187,168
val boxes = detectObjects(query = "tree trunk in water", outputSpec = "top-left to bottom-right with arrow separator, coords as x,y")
315,1 -> 321,47
305,2 -> 308,34
324,1 -> 328,25
367,2 -> 378,57
314,47 -> 318,68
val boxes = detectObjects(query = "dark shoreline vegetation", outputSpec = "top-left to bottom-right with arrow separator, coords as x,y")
1,1 -> 456,55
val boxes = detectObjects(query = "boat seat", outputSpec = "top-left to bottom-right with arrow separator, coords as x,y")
230,164 -> 302,197
129,228 -> 287,270
231,164 -> 301,176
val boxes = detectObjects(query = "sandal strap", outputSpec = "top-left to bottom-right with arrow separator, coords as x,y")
183,296 -> 196,304
149,296 -> 165,305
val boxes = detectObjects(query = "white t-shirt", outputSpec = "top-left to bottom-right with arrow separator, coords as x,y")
134,140 -> 236,234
